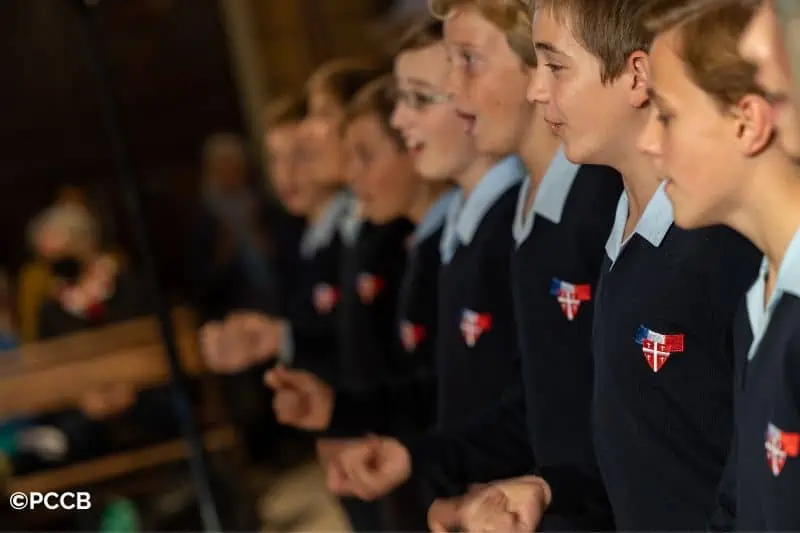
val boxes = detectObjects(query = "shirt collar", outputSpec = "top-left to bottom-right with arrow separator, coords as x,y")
745,227 -> 800,359
512,148 -> 580,246
440,155 -> 525,263
411,188 -> 458,248
338,194 -> 364,247
605,181 -> 674,263
300,190 -> 351,258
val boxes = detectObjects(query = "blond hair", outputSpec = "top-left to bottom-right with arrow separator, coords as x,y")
429,0 -> 536,66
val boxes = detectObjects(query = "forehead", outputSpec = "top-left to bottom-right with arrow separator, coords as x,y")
444,6 -> 504,49
649,29 -> 684,84
650,29 -> 713,109
394,43 -> 448,85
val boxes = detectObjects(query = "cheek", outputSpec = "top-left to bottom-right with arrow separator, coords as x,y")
428,114 -> 464,153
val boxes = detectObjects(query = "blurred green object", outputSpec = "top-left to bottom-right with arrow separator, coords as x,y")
99,498 -> 141,533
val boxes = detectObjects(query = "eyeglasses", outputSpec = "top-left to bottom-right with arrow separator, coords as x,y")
392,88 -> 452,110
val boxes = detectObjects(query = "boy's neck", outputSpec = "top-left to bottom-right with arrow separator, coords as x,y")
613,149 -> 662,237
407,182 -> 448,224
456,155 -> 497,197
519,119 -> 561,209
308,188 -> 341,225
731,156 -> 800,279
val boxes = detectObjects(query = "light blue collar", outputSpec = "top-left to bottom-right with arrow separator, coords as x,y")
512,148 -> 580,247
411,188 -> 458,248
338,194 -> 364,247
440,155 -> 525,264
745,227 -> 800,360
605,181 -> 673,265
300,191 -> 351,258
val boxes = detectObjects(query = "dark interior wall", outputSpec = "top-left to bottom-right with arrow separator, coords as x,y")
0,0 -> 244,295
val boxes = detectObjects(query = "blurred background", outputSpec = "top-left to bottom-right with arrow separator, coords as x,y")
0,0 -> 427,530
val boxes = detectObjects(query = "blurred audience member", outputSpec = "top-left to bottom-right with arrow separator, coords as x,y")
187,132 -> 275,321
18,184 -> 93,342
16,204 -> 182,474
30,203 -> 145,338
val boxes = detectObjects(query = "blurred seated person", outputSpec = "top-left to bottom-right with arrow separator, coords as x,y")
11,204 -> 183,474
187,133 -> 277,322
18,184 -> 95,342
30,203 -> 143,338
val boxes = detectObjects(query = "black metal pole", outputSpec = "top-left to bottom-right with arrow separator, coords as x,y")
72,2 -> 222,530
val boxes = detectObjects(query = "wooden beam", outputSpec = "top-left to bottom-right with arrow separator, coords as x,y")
8,425 -> 237,494
0,308 -> 204,418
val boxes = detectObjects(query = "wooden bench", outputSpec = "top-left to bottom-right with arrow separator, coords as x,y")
0,309 -> 248,504
8,425 -> 238,494
0,308 -> 204,418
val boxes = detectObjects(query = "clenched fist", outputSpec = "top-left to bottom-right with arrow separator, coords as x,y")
264,366 -> 334,430
328,435 -> 412,501
461,476 -> 551,533
199,312 -> 285,374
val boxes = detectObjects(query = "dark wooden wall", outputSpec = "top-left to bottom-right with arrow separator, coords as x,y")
0,0 -> 244,294
0,0 -> 397,295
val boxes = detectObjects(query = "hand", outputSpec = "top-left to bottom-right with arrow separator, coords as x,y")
461,476 -> 551,533
79,383 -> 136,420
428,484 -> 490,532
225,311 -> 284,364
199,313 -> 284,374
264,366 -> 334,430
331,435 -> 411,501
199,320 -> 251,374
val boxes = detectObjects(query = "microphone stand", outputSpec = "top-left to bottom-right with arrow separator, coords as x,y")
71,1 -> 222,530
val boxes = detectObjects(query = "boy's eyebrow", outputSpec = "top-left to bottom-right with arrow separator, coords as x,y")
407,78 -> 437,90
534,41 -> 566,56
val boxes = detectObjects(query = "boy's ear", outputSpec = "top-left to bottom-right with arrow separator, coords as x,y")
628,51 -> 650,109
732,94 -> 775,157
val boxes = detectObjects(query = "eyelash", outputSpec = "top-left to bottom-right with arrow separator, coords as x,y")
545,63 -> 564,73
657,113 -> 672,126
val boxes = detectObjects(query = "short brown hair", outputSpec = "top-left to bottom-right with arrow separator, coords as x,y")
393,15 -> 444,56
263,93 -> 307,128
644,0 -> 763,109
342,75 -> 404,149
534,0 -> 653,83
307,57 -> 389,107
429,0 -> 537,67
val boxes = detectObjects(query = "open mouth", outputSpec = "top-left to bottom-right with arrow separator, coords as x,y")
405,138 -> 426,157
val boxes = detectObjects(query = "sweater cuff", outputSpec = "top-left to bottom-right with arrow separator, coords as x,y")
278,323 -> 294,365
323,390 -> 370,437
536,466 -> 613,527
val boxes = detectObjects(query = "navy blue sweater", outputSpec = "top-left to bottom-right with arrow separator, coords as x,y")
405,154 -> 621,529
337,217 -> 413,392
710,230 -> 800,532
434,156 -> 523,428
326,191 -> 456,437
592,183 -> 761,531
283,193 -> 350,383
